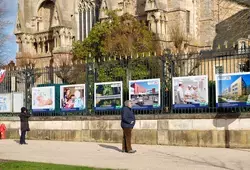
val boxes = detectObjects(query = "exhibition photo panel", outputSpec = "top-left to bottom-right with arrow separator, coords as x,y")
94,81 -> 123,110
60,84 -> 86,111
173,75 -> 209,108
129,79 -> 161,109
216,72 -> 250,107
32,86 -> 55,112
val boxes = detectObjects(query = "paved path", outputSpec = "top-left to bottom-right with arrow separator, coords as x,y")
1,140 -> 250,170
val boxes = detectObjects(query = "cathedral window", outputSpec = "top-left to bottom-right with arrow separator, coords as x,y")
78,0 -> 97,41
202,0 -> 212,18
37,0 -> 55,31
238,40 -> 248,54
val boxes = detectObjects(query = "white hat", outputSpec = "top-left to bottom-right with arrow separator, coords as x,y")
179,81 -> 183,85
188,85 -> 191,88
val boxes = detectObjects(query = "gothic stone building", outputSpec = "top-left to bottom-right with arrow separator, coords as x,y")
15,0 -> 248,67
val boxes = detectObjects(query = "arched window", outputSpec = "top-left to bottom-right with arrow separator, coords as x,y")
78,0 -> 97,41
241,41 -> 246,51
37,0 -> 55,31
238,40 -> 248,54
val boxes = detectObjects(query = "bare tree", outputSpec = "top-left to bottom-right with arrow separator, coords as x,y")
169,24 -> 188,54
54,56 -> 86,84
215,0 -> 247,22
0,0 -> 11,66
17,52 -> 37,68
167,24 -> 200,76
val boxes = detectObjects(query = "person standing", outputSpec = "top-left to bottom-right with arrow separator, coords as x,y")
121,100 -> 136,153
19,107 -> 31,145
184,85 -> 193,104
176,82 -> 185,104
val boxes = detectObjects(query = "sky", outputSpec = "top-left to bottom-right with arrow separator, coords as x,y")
217,74 -> 250,95
130,80 -> 160,91
1,0 -> 18,64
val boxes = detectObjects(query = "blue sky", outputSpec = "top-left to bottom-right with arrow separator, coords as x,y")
1,0 -> 18,64
217,74 -> 250,94
130,81 -> 159,91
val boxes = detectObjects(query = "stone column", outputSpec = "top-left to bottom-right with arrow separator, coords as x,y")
156,20 -> 161,34
86,9 -> 88,38
58,36 -> 61,47
165,21 -> 168,39
18,43 -> 21,52
42,41 -> 45,53
61,34 -> 65,47
76,11 -> 80,40
93,6 -> 96,25
90,7 -> 92,30
38,42 -> 41,54
154,12 -> 161,34
54,37 -> 57,48
150,20 -> 156,33
48,41 -> 50,53
69,35 -> 72,46
82,10 -> 84,40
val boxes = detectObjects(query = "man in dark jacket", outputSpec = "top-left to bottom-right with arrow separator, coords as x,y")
121,100 -> 136,153
19,107 -> 31,145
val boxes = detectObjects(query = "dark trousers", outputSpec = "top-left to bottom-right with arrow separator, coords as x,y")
20,130 -> 26,144
122,128 -> 132,152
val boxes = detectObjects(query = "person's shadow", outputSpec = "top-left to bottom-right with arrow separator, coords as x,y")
99,144 -> 123,152
14,140 -> 20,144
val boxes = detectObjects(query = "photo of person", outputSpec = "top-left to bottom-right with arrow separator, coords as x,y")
173,76 -> 208,108
32,87 -> 55,111
60,84 -> 85,111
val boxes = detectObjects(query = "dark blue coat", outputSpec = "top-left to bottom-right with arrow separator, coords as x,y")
121,107 -> 135,128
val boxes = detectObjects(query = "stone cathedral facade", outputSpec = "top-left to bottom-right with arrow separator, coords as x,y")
15,0 -> 248,67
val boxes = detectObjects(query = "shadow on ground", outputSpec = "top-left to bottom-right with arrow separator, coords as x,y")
99,144 -> 123,152
13,140 -> 20,144
151,150 -> 235,170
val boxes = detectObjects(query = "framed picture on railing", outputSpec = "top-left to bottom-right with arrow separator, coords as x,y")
172,75 -> 209,109
94,81 -> 123,110
216,72 -> 250,108
60,84 -> 86,111
129,79 -> 161,109
0,93 -> 12,113
32,86 -> 55,112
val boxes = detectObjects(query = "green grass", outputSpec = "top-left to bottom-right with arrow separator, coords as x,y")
0,160 -> 112,170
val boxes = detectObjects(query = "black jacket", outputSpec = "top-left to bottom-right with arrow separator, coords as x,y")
19,112 -> 31,132
121,107 -> 135,128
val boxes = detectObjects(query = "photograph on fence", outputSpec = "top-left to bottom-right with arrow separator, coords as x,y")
172,75 -> 208,108
32,86 -> 55,112
216,72 -> 250,107
60,84 -> 85,111
0,93 -> 12,113
129,79 -> 161,109
13,92 -> 24,113
94,81 -> 123,110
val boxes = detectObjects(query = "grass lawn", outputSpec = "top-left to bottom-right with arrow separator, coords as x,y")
0,160 -> 112,170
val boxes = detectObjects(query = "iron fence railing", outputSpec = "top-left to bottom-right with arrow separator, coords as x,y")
1,49 -> 250,116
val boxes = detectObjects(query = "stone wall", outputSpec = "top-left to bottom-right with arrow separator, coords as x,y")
1,114 -> 250,148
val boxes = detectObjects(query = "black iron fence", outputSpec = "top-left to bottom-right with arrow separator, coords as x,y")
1,48 -> 250,116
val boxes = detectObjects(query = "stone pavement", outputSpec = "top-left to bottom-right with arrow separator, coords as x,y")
1,140 -> 250,170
